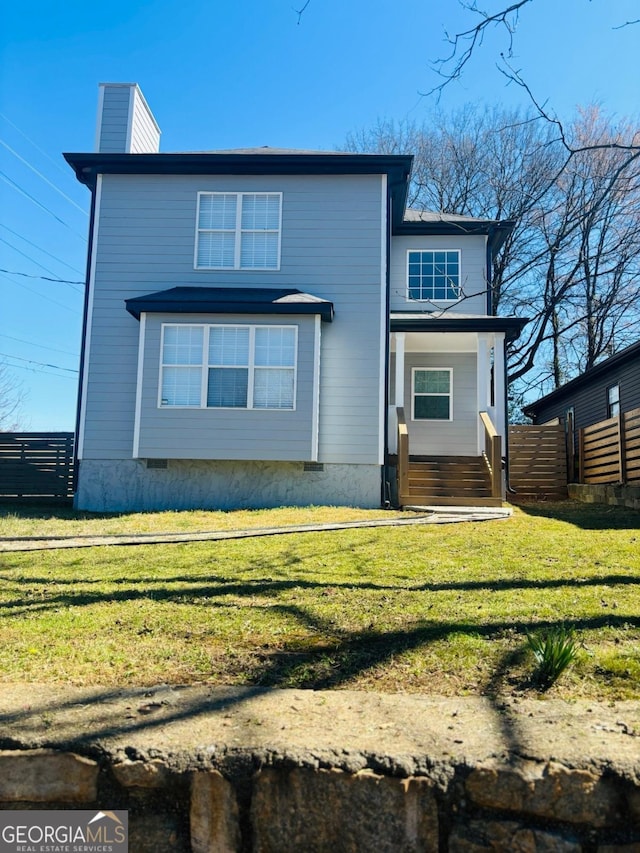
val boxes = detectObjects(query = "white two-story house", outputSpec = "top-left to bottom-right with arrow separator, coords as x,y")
65,83 -> 526,512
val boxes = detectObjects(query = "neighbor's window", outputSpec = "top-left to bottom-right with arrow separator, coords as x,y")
407,250 -> 460,301
607,384 -> 620,418
160,324 -> 296,410
412,368 -> 452,420
195,192 -> 282,269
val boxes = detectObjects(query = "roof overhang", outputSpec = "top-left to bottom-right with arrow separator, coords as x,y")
64,151 -> 414,229
390,312 -> 528,343
125,286 -> 334,322
393,219 -> 515,253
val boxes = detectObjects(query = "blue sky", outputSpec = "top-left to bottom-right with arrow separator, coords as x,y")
1,0 -> 638,430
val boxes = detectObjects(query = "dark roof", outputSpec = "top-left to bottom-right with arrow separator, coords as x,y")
524,339 -> 640,417
125,286 -> 334,322
397,210 -> 515,252
64,150 -> 413,229
390,311 -> 528,342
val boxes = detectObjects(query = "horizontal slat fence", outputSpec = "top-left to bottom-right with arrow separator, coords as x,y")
0,432 -> 74,502
580,407 -> 640,485
508,424 -> 568,501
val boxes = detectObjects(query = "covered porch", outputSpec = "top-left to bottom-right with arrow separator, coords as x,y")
387,314 -> 526,507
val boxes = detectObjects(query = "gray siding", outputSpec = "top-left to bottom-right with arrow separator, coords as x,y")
97,85 -> 131,154
81,173 -> 385,465
136,313 -> 316,461
531,354 -> 640,431
389,235 -> 488,315
393,351 -> 478,455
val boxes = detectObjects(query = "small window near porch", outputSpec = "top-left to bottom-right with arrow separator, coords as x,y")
607,384 -> 620,418
412,368 -> 452,420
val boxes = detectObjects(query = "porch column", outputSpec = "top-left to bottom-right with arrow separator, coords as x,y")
395,332 -> 405,409
493,333 -> 506,438
388,332 -> 405,455
477,333 -> 490,454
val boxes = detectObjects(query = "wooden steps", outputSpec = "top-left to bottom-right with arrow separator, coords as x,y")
400,456 -> 502,507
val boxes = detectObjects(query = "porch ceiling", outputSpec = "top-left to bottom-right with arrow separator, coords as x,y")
390,332 -> 479,352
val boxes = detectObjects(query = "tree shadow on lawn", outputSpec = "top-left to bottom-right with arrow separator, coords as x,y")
0,570 -> 637,619
517,500 -> 640,530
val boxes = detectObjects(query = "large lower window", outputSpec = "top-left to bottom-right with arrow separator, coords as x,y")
195,192 -> 282,269
412,368 -> 452,420
160,324 -> 296,410
407,250 -> 460,301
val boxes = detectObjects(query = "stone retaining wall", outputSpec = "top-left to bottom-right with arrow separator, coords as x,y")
1,748 -> 638,852
569,482 -> 640,511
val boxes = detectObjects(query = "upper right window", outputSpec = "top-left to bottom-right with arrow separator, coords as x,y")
607,384 -> 620,418
407,250 -> 461,302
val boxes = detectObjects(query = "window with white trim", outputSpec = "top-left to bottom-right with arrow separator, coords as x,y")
412,368 -> 452,420
195,192 -> 282,269
160,324 -> 296,410
407,250 -> 461,301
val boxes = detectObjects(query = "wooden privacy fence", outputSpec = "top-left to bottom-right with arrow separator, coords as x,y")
579,407 -> 640,485
508,423 -> 568,501
0,432 -> 74,502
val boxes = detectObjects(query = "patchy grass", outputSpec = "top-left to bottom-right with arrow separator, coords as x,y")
0,504 -> 406,538
0,501 -> 638,700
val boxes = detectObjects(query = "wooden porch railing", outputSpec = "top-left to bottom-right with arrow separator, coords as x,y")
397,407 -> 409,505
479,411 -> 502,499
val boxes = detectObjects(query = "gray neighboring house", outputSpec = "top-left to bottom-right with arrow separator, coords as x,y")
523,339 -> 640,441
66,83 -> 526,512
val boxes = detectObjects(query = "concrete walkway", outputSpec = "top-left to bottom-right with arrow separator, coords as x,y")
0,506 -> 512,552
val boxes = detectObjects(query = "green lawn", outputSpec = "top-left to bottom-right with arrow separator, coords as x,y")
0,501 -> 638,699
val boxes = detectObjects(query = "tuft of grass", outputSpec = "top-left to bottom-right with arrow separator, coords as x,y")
527,627 -> 580,688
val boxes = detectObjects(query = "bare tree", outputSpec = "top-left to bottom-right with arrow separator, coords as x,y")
0,361 -> 26,431
345,105 -> 640,397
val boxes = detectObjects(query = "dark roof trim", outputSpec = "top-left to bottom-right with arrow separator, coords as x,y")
64,151 -> 413,228
393,219 -> 515,253
125,286 -> 334,322
390,313 -> 528,343
524,339 -> 640,416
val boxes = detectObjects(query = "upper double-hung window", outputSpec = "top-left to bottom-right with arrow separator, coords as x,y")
195,192 -> 282,270
407,250 -> 461,302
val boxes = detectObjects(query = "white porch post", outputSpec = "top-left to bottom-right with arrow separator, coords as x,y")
476,333 -> 490,454
388,332 -> 405,454
395,332 -> 405,409
493,333 -> 506,438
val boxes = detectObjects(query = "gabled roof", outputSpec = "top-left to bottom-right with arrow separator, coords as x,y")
524,339 -> 640,417
125,286 -> 334,322
64,150 -> 414,229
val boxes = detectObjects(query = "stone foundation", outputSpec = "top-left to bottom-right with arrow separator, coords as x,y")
1,748 -> 638,851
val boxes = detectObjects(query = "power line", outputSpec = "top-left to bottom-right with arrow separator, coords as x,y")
0,236 -> 84,290
0,351 -> 79,374
0,222 -> 84,275
0,138 -> 88,216
1,359 -> 78,380
0,265 -> 85,286
0,273 -> 81,314
0,333 -> 79,357
0,170 -> 87,242
0,111 -> 72,179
